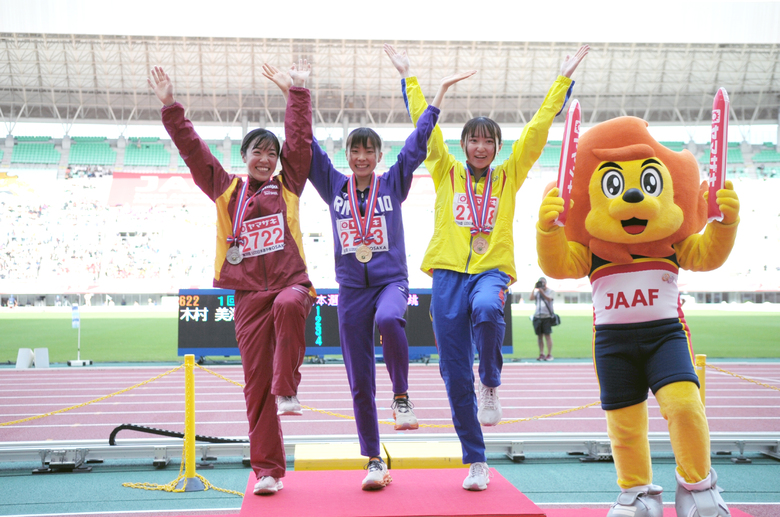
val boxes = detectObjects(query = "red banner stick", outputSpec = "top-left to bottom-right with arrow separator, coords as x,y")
708,88 -> 729,222
555,100 -> 580,227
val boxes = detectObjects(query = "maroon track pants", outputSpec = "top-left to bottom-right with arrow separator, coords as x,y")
234,285 -> 313,479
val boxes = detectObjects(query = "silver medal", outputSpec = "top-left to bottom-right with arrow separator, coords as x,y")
226,246 -> 243,265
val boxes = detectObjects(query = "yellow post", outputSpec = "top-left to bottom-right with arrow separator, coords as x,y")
695,354 -> 707,408
176,354 -> 204,491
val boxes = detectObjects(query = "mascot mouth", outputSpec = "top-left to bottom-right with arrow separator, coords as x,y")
621,217 -> 648,235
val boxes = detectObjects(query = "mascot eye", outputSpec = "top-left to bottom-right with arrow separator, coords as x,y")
641,168 -> 663,197
601,170 -> 624,199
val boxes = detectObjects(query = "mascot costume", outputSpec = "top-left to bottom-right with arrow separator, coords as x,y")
536,116 -> 739,517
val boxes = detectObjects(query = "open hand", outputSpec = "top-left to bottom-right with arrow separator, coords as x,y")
148,66 -> 175,106
441,70 -> 477,89
262,63 -> 293,94
384,44 -> 411,77
560,45 -> 589,78
288,59 -> 311,88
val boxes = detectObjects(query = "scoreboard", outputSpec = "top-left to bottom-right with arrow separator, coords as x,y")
177,288 -> 513,359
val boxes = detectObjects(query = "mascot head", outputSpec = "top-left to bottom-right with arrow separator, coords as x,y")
562,116 -> 707,264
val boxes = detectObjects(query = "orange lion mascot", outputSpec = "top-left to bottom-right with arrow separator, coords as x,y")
536,117 -> 739,517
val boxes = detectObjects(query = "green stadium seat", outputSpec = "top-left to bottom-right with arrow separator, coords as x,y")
176,144 -> 223,167
332,152 -> 349,170
11,143 -> 60,164
72,136 -> 107,142
538,146 -> 562,168
16,136 -> 51,142
69,141 -> 116,166
231,145 -> 245,168
124,142 -> 170,167
752,150 -> 780,163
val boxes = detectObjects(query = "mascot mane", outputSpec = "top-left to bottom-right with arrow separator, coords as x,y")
564,116 -> 708,264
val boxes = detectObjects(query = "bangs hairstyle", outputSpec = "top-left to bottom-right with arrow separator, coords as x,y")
461,117 -> 502,148
240,128 -> 280,157
345,127 -> 382,153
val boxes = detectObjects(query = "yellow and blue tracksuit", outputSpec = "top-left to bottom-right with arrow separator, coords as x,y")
404,75 -> 573,463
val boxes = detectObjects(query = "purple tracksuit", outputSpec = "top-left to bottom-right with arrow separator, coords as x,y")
308,105 -> 440,458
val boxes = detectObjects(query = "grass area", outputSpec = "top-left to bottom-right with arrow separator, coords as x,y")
509,310 -> 780,359
0,312 -> 179,363
2,309 -> 779,364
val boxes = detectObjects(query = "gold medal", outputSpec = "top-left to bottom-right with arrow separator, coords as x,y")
355,244 -> 373,263
226,246 -> 243,265
472,236 -> 488,255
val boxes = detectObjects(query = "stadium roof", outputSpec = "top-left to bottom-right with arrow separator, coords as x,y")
1,3 -> 779,132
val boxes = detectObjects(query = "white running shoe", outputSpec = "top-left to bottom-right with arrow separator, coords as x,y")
361,458 -> 392,490
276,395 -> 302,416
477,381 -> 502,426
462,462 -> 491,491
253,475 -> 283,495
391,396 -> 419,430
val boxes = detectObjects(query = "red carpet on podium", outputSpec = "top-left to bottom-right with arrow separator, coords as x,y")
239,468 -> 545,517
163,469 -> 754,517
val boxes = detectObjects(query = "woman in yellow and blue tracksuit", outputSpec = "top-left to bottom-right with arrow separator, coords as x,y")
390,44 -> 588,488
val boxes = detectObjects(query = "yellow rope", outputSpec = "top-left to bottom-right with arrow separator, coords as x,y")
123,446 -> 244,497
706,364 -> 780,392
0,365 -> 185,427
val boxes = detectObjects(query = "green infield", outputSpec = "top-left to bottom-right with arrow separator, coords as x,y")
508,309 -> 780,360
1,308 -> 778,364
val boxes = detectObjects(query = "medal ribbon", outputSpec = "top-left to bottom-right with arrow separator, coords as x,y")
464,165 -> 493,236
347,173 -> 380,245
227,180 -> 261,247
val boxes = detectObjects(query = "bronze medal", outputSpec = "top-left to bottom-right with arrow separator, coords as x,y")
472,236 -> 488,255
356,244 -> 373,263
226,246 -> 243,265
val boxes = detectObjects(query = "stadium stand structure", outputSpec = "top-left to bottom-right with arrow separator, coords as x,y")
10,142 -> 60,165
68,139 -> 116,167
124,140 -> 170,168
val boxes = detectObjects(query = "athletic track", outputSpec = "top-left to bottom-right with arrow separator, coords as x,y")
2,361 -> 779,442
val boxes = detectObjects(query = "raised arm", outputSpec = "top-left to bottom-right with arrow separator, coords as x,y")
279,60 -> 313,196
675,180 -> 740,271
385,44 -> 452,187
503,46 -> 588,188
388,103 -> 441,201
431,70 -> 477,109
151,66 -> 230,200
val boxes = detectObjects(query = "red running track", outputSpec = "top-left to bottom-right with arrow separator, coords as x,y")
1,362 -> 779,442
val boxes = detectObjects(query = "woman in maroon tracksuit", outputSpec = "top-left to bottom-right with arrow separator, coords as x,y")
150,63 -> 314,496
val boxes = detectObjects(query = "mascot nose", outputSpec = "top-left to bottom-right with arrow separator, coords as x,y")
622,188 -> 645,203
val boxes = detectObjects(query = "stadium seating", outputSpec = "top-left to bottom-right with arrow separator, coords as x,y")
69,140 -> 116,166
177,144 -> 223,167
538,146 -> 561,168
124,141 -> 170,167
11,142 -> 60,164
231,145 -> 244,168
15,136 -> 51,141
752,150 -> 780,163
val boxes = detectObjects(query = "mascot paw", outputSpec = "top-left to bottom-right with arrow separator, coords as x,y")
716,180 -> 740,225
607,485 -> 664,517
675,469 -> 731,517
538,187 -> 565,232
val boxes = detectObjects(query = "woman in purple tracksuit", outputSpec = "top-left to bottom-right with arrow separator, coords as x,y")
307,104 -> 440,490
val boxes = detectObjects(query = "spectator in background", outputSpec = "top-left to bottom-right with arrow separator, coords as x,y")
530,277 -> 555,361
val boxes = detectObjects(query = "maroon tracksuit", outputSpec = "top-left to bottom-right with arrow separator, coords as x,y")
162,86 -> 314,479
